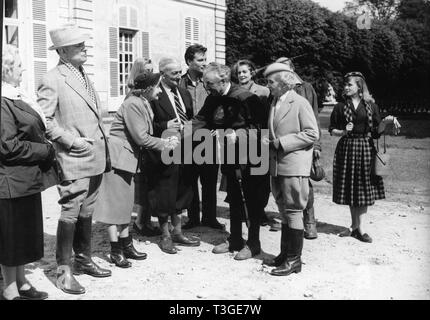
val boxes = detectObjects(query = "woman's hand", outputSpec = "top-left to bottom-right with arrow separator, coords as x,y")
163,136 -> 180,150
346,122 -> 354,133
378,115 -> 401,135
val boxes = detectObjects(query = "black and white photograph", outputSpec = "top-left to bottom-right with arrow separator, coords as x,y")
1,0 -> 429,304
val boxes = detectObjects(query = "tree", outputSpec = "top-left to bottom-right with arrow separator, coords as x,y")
342,0 -> 400,20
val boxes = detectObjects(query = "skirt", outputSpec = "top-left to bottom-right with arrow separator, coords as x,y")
333,136 -> 385,207
93,169 -> 135,225
0,193 -> 44,266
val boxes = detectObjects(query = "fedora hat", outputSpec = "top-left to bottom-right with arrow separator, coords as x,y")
48,23 -> 90,50
263,63 -> 302,85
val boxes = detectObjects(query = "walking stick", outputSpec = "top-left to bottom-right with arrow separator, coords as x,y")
234,168 -> 250,228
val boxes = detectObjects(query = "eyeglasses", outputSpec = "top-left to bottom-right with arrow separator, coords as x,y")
344,71 -> 365,80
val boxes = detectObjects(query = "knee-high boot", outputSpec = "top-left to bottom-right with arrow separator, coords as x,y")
304,207 -> 318,239
263,223 -> 288,267
72,216 -> 111,278
56,221 -> 85,294
270,227 -> 303,276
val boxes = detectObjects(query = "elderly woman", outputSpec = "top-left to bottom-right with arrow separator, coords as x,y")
126,58 -> 162,237
94,73 -> 178,268
1,45 -> 56,299
329,72 -> 400,243
262,63 -> 319,276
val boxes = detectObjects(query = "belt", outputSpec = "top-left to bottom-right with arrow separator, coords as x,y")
346,133 -> 371,138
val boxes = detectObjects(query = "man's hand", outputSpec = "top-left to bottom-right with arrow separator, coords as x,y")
72,137 -> 94,150
313,149 -> 321,159
167,119 -> 182,130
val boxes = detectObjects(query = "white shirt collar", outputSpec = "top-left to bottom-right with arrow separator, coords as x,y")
278,89 -> 294,102
222,82 -> 231,96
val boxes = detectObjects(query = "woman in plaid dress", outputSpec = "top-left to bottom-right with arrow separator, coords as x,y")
329,72 -> 390,243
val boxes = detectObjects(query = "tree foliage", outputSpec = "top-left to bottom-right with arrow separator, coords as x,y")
225,0 -> 430,107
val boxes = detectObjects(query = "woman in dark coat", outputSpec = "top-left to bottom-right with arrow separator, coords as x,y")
93,73 -> 178,268
1,45 -> 56,300
329,72 -> 399,243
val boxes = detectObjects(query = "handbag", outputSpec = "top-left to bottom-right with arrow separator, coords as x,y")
310,153 -> 325,182
372,134 -> 390,177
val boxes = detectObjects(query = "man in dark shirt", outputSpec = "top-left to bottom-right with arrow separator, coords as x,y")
179,44 -> 223,230
192,62 -> 268,260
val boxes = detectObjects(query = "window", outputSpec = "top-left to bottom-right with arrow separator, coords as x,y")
5,0 -> 18,18
185,17 -> 199,49
119,29 -> 136,96
3,0 -> 19,46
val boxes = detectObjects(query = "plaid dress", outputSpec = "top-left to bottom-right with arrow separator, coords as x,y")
329,100 -> 385,207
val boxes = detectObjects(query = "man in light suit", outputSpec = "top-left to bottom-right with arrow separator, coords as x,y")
37,24 -> 111,295
149,57 -> 200,254
262,63 -> 319,276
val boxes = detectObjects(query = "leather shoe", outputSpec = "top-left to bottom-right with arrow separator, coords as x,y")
270,256 -> 302,276
159,237 -> 178,254
73,254 -> 112,278
56,265 -> 85,295
171,233 -> 200,247
212,241 -> 230,254
133,222 -> 162,237
234,245 -> 260,261
120,236 -> 147,260
18,286 -> 48,300
182,221 -> 201,230
351,229 -> 373,243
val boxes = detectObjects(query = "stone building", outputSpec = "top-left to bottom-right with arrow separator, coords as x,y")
2,0 -> 227,111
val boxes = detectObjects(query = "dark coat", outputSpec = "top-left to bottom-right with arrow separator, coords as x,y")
147,85 -> 194,217
192,83 -> 266,175
0,97 -> 55,199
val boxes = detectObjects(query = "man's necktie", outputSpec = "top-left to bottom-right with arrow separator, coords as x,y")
171,88 -> 189,124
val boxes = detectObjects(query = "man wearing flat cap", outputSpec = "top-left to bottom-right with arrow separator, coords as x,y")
276,57 -> 322,240
262,63 -> 319,276
37,23 -> 111,295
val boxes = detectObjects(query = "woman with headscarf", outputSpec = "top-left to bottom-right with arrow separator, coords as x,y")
93,72 -> 179,268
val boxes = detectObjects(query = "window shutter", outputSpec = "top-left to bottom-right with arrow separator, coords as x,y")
185,17 -> 192,48
142,32 -> 149,59
193,18 -> 199,43
32,0 -> 47,92
185,17 -> 199,48
119,6 -> 127,27
109,27 -> 119,97
130,7 -> 138,29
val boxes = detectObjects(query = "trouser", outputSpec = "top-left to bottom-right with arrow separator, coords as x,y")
226,170 -> 266,251
56,175 -> 103,264
271,176 -> 309,229
57,175 -> 103,223
188,163 -> 219,223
